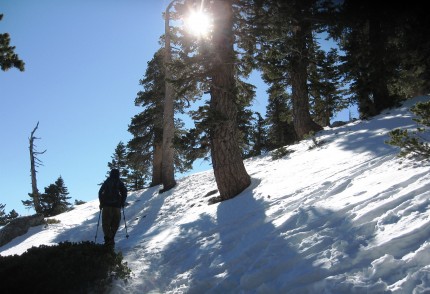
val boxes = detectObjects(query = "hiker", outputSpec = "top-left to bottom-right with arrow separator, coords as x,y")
98,168 -> 127,246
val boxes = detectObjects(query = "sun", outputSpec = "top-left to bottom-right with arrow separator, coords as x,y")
185,9 -> 211,38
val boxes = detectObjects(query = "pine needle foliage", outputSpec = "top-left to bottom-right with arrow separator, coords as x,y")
271,146 -> 294,160
386,101 -> 430,159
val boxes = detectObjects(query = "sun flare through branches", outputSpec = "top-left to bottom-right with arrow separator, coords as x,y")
184,7 -> 212,38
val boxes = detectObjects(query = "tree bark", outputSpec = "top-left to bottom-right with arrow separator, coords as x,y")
151,139 -> 163,186
290,19 -> 323,139
209,0 -> 251,201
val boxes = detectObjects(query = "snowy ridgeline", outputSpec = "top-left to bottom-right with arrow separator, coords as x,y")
1,96 -> 430,293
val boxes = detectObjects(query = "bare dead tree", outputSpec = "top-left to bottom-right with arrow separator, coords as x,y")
29,122 -> 46,213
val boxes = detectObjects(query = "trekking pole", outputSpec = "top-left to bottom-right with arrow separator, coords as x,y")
122,206 -> 129,239
94,209 -> 102,242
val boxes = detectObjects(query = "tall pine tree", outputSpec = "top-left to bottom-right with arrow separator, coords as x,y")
128,50 -> 165,187
173,0 -> 253,201
308,46 -> 347,127
240,0 -> 336,139
207,0 -> 251,201
265,88 -> 297,149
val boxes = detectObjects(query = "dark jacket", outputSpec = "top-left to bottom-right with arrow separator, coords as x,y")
99,169 -> 127,208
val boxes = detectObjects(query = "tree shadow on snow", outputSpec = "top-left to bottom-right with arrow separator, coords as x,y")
114,186 -> 167,251
145,178 -> 367,293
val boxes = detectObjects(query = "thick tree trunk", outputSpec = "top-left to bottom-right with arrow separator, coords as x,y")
290,20 -> 322,139
209,0 -> 251,201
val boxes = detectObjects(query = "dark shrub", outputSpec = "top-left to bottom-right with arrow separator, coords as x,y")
0,241 -> 131,293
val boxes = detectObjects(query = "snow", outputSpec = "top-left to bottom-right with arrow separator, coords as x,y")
2,95 -> 430,293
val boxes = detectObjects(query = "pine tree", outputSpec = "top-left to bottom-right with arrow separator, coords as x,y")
389,3 -> 430,98
128,48 -> 194,189
240,0 -> 333,139
265,89 -> 297,149
0,14 -> 25,72
173,0 -> 262,201
246,112 -> 269,158
174,58 -> 257,165
308,46 -> 347,127
106,142 -> 129,184
236,79 -> 258,158
237,107 -> 256,159
125,158 -> 147,191
39,176 -> 71,217
129,49 -> 165,187
177,103 -> 212,167
174,0 -> 254,201
327,1 -> 426,118
6,209 -> 19,222
0,205 -> 17,226
386,101 -> 430,159
207,0 -> 251,201
183,80 -> 256,161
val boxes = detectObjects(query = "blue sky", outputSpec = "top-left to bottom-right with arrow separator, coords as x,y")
1,0 -> 352,216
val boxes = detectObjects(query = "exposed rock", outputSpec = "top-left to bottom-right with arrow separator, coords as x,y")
330,121 -> 348,128
0,214 -> 45,247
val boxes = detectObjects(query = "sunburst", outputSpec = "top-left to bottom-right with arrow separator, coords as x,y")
185,8 -> 211,38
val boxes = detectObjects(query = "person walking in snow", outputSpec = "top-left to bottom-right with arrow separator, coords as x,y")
98,168 -> 127,246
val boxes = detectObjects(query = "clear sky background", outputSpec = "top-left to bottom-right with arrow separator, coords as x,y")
1,0 -> 351,216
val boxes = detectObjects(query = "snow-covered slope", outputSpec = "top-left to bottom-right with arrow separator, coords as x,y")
2,96 -> 430,293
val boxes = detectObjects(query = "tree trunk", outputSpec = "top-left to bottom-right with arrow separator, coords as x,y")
368,15 -> 392,113
29,122 -> 44,213
151,139 -> 163,186
161,2 -> 177,193
357,86 -> 377,119
209,0 -> 251,201
290,20 -> 323,139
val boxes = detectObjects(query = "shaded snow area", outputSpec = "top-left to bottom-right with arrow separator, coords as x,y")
2,96 -> 430,293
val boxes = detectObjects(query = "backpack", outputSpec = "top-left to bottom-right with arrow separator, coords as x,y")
102,178 -> 121,206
